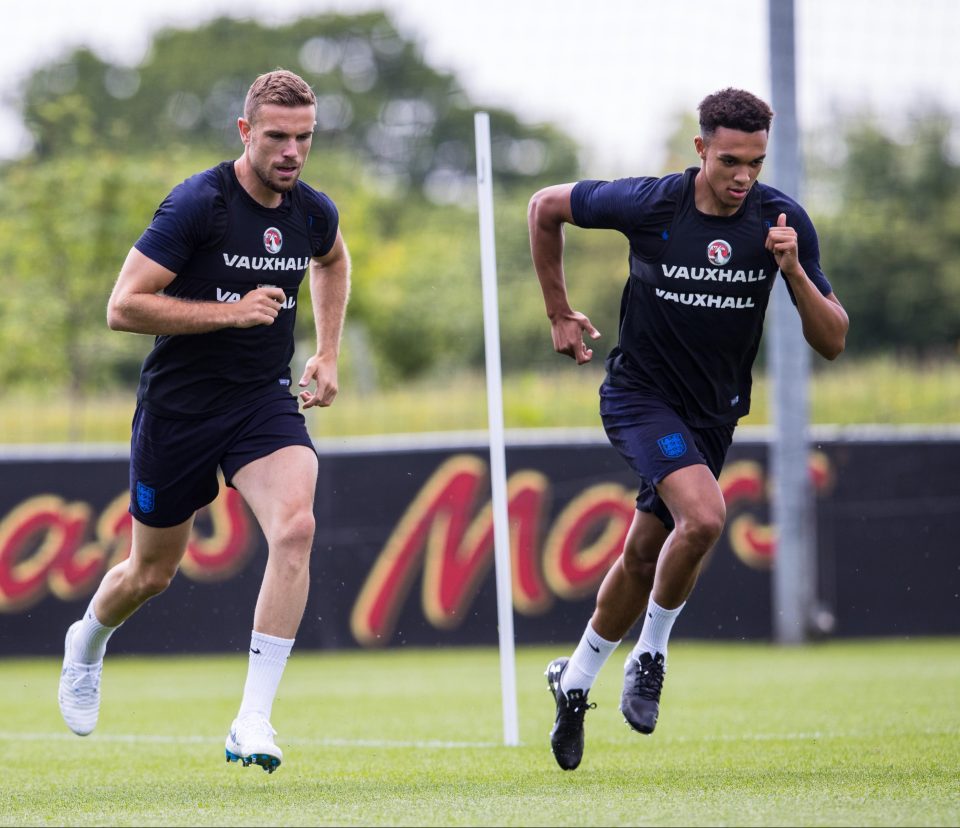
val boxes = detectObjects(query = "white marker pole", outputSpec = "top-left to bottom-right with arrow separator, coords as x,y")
474,111 -> 519,747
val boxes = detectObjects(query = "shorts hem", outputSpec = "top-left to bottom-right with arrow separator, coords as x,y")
647,454 -> 707,488
128,508 -> 200,529
222,438 -> 317,487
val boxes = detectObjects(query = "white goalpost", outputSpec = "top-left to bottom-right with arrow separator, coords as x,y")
473,110 -> 520,746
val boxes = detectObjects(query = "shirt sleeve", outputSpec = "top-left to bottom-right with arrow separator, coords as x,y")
571,177 -> 660,235
302,187 -> 340,258
794,210 -> 832,296
570,175 -> 681,258
133,170 -> 223,274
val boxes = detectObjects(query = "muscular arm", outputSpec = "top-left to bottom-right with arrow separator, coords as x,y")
298,229 -> 351,408
785,279 -> 848,360
766,213 -> 849,360
527,183 -> 600,364
106,247 -> 286,334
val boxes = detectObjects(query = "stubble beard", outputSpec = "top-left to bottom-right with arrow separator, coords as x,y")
253,158 -> 299,194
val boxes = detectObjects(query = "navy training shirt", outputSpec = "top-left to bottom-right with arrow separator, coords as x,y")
571,166 -> 832,427
133,161 -> 339,418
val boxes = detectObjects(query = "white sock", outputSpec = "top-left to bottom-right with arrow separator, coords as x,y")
560,623 -> 620,696
632,598 -> 685,662
236,631 -> 294,721
70,599 -> 120,664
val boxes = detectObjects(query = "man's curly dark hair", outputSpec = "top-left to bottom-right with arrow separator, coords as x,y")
698,88 -> 774,138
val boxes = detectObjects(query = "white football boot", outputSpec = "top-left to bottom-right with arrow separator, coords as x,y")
225,713 -> 283,773
58,620 -> 103,736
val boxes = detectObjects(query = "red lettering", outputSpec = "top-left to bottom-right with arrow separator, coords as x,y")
352,456 -> 486,645
351,457 -> 552,646
181,488 -> 253,581
0,449 -> 839,633
0,485 -> 253,613
543,484 -> 635,600
729,515 -> 775,568
506,471 -> 552,615
0,496 -> 89,612
101,494 -> 135,570
719,460 -> 765,505
422,469 -> 552,625
722,454 -> 834,569
49,493 -> 131,601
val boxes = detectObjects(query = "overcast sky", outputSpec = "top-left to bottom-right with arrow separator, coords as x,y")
2,0 -> 958,176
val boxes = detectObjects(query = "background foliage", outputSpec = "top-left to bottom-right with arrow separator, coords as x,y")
0,10 -> 958,434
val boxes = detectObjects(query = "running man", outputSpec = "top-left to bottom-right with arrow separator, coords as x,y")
57,69 -> 351,774
527,87 -> 848,770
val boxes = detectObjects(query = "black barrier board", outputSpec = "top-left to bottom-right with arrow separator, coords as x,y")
0,435 -> 957,655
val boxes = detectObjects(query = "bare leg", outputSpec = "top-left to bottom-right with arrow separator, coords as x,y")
590,510 -> 669,641
650,463 -> 726,609
614,464 -> 726,733
231,444 -> 319,639
59,515 -> 194,736
225,444 -> 318,766
92,516 -> 195,626
590,463 -> 726,638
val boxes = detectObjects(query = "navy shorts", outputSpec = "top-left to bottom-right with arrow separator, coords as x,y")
129,389 -> 316,528
599,382 -> 735,531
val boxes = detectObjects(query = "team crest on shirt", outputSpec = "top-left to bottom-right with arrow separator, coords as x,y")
657,432 -> 687,459
135,481 -> 156,514
706,239 -> 732,266
263,227 -> 283,254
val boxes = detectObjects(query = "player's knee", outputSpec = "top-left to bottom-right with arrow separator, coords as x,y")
290,509 -> 316,547
676,507 -> 725,551
270,509 -> 315,557
621,545 -> 657,584
623,533 -> 662,583
134,567 -> 177,600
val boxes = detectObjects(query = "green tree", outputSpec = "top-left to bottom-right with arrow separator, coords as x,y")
16,15 -> 958,398
19,13 -> 579,196
3,11 -> 588,390
810,112 -> 960,356
0,138 -> 217,425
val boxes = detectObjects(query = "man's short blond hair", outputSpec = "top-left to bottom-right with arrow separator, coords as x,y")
244,69 -> 317,123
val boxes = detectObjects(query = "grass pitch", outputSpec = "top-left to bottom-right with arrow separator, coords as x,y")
2,639 -> 958,826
